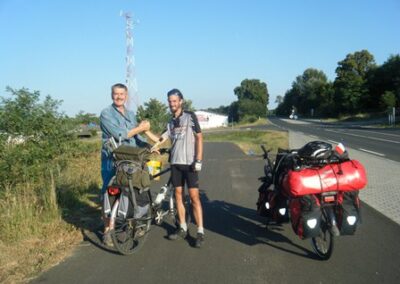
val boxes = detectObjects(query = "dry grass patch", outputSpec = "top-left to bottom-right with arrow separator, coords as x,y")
0,141 -> 102,283
204,129 -> 288,155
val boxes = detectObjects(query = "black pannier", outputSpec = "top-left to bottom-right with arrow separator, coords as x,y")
336,191 -> 361,235
290,194 -> 321,239
257,184 -> 289,223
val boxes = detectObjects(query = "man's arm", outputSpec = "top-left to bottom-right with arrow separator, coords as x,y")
144,130 -> 160,143
195,132 -> 203,161
101,110 -> 149,140
127,120 -> 150,138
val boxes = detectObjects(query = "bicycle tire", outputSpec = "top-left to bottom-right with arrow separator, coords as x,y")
110,200 -> 152,255
311,213 -> 334,260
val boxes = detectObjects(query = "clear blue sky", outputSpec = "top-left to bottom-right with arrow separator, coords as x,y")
1,0 -> 399,116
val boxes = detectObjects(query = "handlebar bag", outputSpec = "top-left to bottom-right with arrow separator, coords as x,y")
113,145 -> 151,164
282,160 -> 367,197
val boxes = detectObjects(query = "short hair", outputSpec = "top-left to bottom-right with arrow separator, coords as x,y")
167,88 -> 183,99
111,83 -> 128,94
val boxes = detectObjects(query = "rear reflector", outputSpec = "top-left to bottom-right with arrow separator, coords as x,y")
108,186 -> 120,196
323,195 -> 336,203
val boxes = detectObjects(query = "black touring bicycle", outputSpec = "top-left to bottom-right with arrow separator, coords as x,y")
103,141 -> 180,255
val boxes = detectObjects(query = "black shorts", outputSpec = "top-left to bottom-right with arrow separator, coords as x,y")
171,164 -> 199,189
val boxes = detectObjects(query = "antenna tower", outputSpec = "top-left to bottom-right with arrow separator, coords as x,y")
120,11 -> 139,111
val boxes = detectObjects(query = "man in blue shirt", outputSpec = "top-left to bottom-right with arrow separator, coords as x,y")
100,83 -> 150,246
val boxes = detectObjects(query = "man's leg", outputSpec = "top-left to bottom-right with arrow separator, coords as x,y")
101,156 -> 114,246
175,186 -> 187,227
189,188 -> 203,230
169,166 -> 188,240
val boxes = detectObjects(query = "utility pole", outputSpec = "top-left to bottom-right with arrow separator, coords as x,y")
120,11 -> 139,111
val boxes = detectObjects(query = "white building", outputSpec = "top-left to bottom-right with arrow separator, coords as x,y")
195,110 -> 228,129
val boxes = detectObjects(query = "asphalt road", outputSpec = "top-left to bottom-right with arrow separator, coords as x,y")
268,117 -> 400,162
32,143 -> 400,284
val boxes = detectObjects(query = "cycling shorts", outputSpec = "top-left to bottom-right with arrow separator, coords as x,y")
171,164 -> 199,189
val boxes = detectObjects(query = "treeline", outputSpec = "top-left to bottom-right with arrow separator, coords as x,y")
205,79 -> 270,123
275,50 -> 400,117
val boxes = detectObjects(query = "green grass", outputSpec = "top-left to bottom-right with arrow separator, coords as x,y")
204,129 -> 288,156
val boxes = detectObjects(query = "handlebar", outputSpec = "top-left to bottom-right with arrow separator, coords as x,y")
260,145 -> 268,155
150,167 -> 171,180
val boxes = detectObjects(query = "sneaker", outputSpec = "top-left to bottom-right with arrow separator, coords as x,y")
195,233 -> 205,248
103,231 -> 113,247
168,227 -> 188,240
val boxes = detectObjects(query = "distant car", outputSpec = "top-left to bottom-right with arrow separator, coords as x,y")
289,114 -> 298,120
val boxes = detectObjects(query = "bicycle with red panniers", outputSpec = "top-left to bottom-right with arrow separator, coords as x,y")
256,141 -> 367,260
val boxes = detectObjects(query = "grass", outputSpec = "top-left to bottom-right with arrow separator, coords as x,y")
204,129 -> 288,156
0,140 -> 102,284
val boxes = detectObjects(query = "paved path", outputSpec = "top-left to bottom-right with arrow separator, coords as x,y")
289,131 -> 400,225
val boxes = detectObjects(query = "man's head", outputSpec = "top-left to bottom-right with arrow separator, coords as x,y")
111,83 -> 128,108
167,88 -> 184,115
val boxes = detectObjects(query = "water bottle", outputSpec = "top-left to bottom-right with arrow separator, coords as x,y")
154,185 -> 168,205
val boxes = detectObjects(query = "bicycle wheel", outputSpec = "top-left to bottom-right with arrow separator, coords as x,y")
311,214 -> 334,260
110,203 -> 152,255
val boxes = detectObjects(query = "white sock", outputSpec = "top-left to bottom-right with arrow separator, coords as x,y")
180,223 -> 187,231
197,226 -> 204,234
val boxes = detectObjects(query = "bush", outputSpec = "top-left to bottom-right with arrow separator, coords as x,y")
241,115 -> 258,123
0,87 -> 79,242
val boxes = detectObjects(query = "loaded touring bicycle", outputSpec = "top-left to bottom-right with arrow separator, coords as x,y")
257,141 -> 367,260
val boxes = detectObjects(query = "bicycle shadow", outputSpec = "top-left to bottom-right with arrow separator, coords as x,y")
199,191 -> 320,260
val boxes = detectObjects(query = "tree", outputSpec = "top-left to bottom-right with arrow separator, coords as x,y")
275,69 -> 333,117
0,87 -> 76,186
136,99 -> 170,134
74,111 -> 99,125
183,99 -> 196,112
291,68 -> 332,116
204,105 -> 229,115
275,95 -> 283,105
366,54 -> 400,110
381,91 -> 397,110
234,79 -> 269,120
333,50 -> 376,114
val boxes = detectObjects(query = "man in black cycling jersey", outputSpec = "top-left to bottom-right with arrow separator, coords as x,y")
146,88 -> 204,248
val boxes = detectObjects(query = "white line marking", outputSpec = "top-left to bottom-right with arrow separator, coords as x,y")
328,139 -> 340,144
309,135 -> 318,139
350,129 -> 400,138
324,129 -> 400,144
359,148 -> 386,157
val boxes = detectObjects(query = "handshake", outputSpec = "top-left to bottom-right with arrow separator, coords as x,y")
138,120 -> 151,132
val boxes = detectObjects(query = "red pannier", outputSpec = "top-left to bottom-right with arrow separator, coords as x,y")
282,160 -> 367,197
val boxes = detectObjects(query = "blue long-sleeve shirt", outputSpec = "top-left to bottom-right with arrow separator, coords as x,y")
100,104 -> 147,161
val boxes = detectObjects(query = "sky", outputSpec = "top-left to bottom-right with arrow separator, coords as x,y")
0,0 -> 399,116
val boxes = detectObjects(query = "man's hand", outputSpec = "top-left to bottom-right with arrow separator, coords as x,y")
139,120 -> 150,132
193,160 -> 202,172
